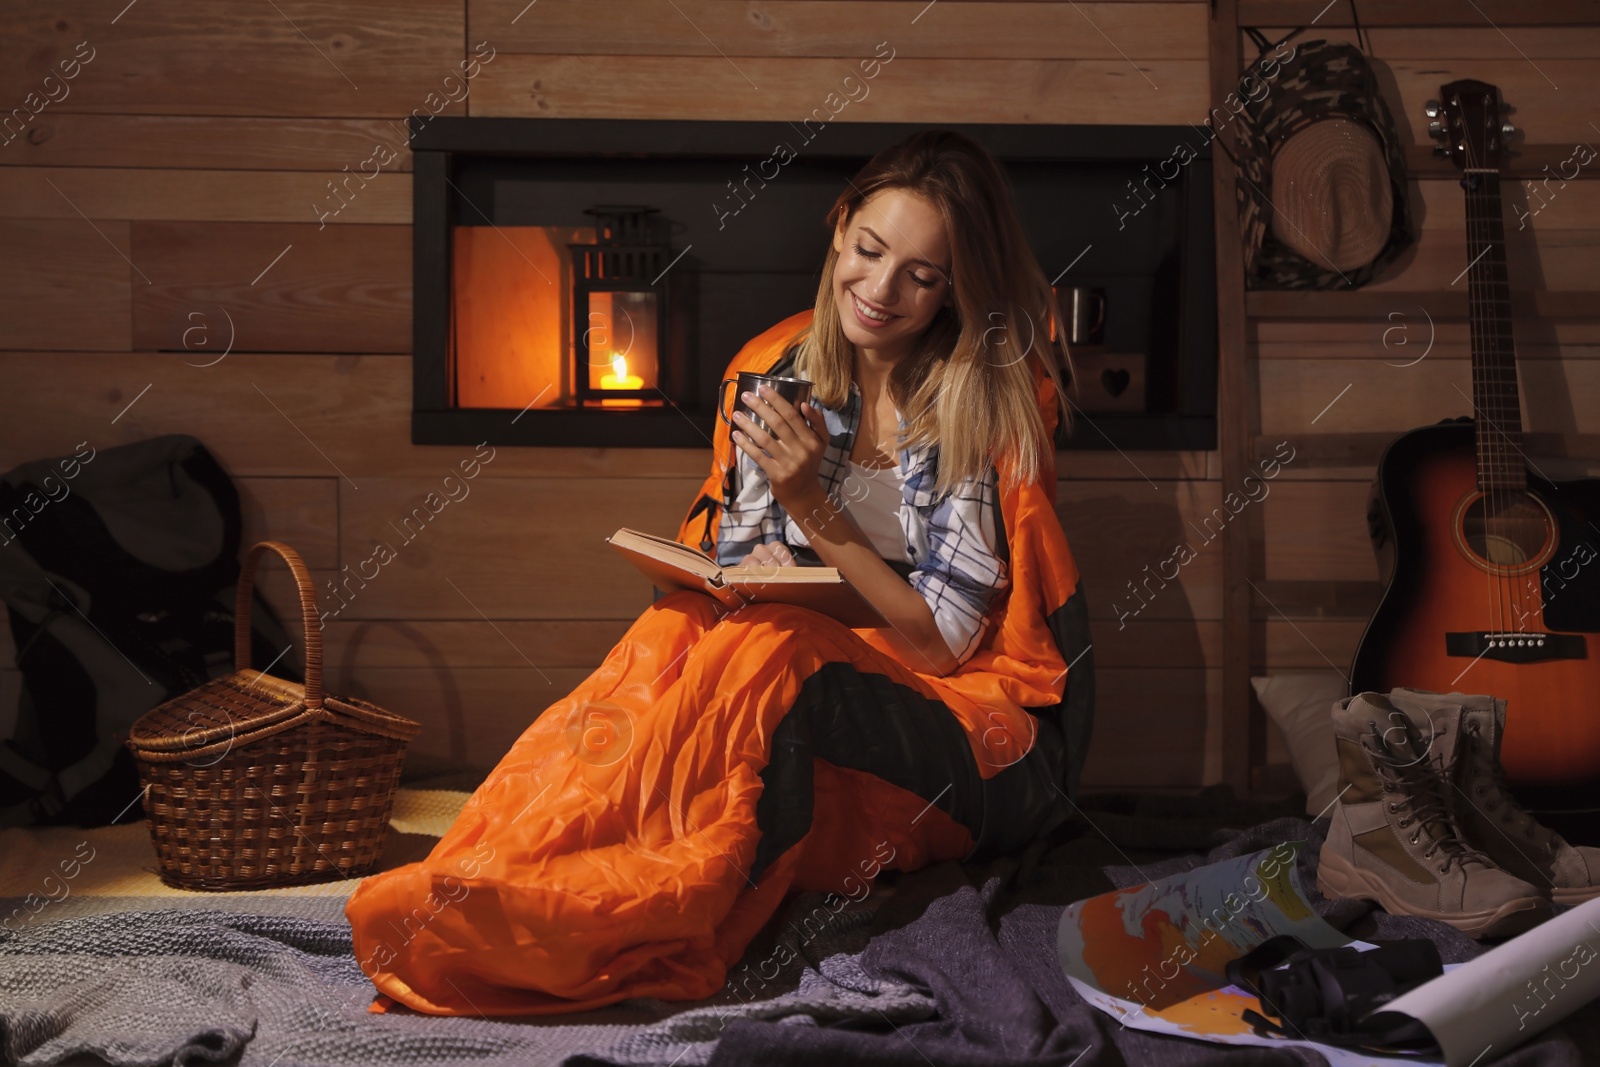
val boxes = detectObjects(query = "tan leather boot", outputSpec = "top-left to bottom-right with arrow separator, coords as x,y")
1388,686 -> 1600,907
1317,691 -> 1550,939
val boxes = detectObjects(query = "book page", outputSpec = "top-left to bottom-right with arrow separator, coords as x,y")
608,528 -> 719,583
722,563 -> 843,583
608,528 -> 886,628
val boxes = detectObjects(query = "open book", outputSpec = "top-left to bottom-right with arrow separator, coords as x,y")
606,527 -> 888,629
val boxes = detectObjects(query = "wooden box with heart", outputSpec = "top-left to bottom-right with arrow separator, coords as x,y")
1066,349 -> 1146,413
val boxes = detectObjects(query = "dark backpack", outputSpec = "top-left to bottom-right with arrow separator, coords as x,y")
0,434 -> 297,827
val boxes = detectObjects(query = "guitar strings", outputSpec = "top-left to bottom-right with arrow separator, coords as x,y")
1478,99 -> 1524,640
1486,117 -> 1514,637
1462,96 -> 1505,641
1490,163 -> 1526,637
1461,97 -> 1492,638
1482,111 -> 1524,636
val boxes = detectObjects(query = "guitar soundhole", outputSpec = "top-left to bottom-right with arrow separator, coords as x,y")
1454,491 -> 1557,575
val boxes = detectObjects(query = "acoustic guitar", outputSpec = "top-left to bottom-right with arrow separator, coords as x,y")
1350,79 -> 1600,785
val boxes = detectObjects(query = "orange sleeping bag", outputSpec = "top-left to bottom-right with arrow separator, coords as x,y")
344,309 -> 1095,1015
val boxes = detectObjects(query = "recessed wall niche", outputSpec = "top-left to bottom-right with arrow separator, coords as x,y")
411,117 -> 1217,450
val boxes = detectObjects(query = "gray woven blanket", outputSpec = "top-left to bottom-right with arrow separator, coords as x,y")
0,889 -> 926,1067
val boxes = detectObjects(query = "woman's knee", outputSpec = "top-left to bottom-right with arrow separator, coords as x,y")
715,599 -> 828,634
648,588 -> 725,629
709,602 -> 870,669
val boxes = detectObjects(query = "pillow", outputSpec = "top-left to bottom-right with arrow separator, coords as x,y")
1251,672 -> 1346,818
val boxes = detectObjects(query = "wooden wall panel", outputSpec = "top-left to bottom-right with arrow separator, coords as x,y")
1368,232 -> 1600,293
333,477 -> 700,619
1080,667 -> 1217,788
0,2 -> 467,118
1242,3 -> 1596,29
1255,319 -> 1600,347
477,1 -> 1207,59
1,116 -> 416,172
1058,451 -> 1212,481
1414,180 -> 1600,234
1257,358 -> 1600,435
1255,337 -> 1600,362
1057,479 -> 1224,624
0,352 -> 714,481
0,219 -> 130,351
1336,26 -> 1600,59
1259,482 -> 1378,583
1392,60 -> 1598,146
236,476 -> 338,570
1095,618 -> 1220,669
1487,360 -> 1599,436
1261,619 -> 1365,673
469,56 -> 1208,124
1241,25 -> 1600,80
0,169 -> 409,225
129,223 -> 411,354
254,566 -> 336,652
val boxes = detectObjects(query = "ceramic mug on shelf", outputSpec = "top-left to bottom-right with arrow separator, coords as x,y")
1057,285 -> 1108,346
718,372 -> 813,436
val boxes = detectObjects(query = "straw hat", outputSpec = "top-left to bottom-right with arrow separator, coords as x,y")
1269,118 -> 1393,272
1234,39 -> 1414,290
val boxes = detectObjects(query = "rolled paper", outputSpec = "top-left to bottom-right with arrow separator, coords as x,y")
1370,896 -> 1600,1066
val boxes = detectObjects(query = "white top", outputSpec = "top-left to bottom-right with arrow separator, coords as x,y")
844,459 -> 911,563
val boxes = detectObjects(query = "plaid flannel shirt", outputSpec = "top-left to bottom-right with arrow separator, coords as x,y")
716,375 -> 1008,665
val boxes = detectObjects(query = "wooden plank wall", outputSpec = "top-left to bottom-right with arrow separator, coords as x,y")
1243,16 -> 1600,773
7,1 -> 1588,790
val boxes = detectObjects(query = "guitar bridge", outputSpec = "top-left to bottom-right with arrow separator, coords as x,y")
1445,631 -> 1586,663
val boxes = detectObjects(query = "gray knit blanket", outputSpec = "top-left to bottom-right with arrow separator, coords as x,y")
0,890 -> 928,1067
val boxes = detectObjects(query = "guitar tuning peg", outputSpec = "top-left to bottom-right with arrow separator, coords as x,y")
1424,99 -> 1441,119
1432,144 -> 1450,157
1501,122 -> 1516,136
1428,120 -> 1446,137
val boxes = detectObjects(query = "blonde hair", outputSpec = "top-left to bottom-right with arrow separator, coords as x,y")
795,129 -> 1074,495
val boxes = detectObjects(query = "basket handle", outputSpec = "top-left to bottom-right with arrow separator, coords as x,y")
235,540 -> 323,709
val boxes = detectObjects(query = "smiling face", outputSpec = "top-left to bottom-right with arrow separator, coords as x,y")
830,187 -> 954,365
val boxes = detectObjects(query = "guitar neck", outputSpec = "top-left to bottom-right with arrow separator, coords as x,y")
1463,169 -> 1526,491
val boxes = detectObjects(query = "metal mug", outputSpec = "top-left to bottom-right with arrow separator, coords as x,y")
1058,286 -> 1107,345
718,372 -> 813,436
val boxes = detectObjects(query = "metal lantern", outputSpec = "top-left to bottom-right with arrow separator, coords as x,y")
568,205 -> 672,407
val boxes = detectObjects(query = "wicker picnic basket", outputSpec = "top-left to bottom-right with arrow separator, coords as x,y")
127,540 -> 421,891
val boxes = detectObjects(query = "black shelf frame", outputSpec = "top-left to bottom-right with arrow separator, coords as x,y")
410,117 -> 1218,451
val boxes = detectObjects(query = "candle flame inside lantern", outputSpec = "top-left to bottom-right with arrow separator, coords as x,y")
599,350 -> 644,396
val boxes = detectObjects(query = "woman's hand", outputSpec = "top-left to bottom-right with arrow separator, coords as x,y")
744,541 -> 796,570
730,384 -> 828,517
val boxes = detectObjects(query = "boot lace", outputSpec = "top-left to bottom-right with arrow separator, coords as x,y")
1365,720 -> 1490,874
1459,720 -> 1559,853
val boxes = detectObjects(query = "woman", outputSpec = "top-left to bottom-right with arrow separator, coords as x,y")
346,129 -> 1094,1016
